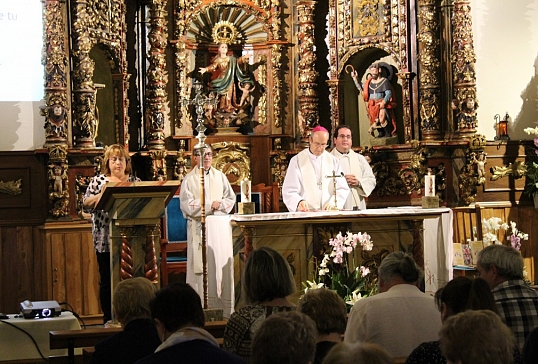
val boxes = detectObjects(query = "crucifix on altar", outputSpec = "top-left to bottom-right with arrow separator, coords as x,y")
180,80 -> 218,310
326,170 -> 345,210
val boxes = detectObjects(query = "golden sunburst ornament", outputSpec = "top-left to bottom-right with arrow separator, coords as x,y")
212,21 -> 239,45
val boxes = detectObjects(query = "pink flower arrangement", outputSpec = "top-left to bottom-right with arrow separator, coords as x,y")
303,231 -> 377,309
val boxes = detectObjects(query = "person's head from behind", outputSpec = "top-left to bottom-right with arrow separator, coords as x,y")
435,276 -> 497,322
439,310 -> 515,364
150,283 -> 205,342
297,287 -> 347,338
251,311 -> 317,364
476,244 -> 523,290
102,144 -> 132,176
243,246 -> 296,303
377,251 -> 422,292
113,277 -> 156,327
322,342 -> 393,364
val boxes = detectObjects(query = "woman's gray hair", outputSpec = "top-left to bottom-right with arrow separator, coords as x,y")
477,244 -> 523,280
378,251 -> 423,284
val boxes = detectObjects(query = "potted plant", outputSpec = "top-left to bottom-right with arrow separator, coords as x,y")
302,231 -> 378,310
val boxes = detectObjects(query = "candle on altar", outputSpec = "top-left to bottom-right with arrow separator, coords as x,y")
241,179 -> 251,202
425,171 -> 435,197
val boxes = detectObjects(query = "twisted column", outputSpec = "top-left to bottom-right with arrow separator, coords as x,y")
452,0 -> 478,136
295,1 -> 319,145
146,0 -> 168,150
119,228 -> 134,280
144,225 -> 159,283
417,0 -> 442,140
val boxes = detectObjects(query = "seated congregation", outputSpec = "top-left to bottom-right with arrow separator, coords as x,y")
85,244 -> 538,364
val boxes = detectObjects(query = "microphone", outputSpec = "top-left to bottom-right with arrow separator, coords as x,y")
342,172 -> 360,211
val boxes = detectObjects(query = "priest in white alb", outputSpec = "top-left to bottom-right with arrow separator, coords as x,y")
179,146 -> 235,313
282,126 -> 350,211
330,125 -> 376,210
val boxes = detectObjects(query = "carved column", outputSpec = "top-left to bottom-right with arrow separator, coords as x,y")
145,0 -> 168,151
144,225 -> 160,284
398,72 -> 414,144
71,1 -> 99,148
270,43 -> 283,128
295,1 -> 319,144
42,0 -> 69,147
327,80 -> 339,138
119,228 -> 134,281
175,42 -> 192,131
452,0 -> 478,137
150,150 -> 167,181
417,0 -> 442,140
327,0 -> 339,127
47,145 -> 70,219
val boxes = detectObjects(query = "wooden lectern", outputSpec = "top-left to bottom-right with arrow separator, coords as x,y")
95,181 -> 180,319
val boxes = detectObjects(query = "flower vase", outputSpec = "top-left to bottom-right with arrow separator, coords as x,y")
534,193 -> 538,209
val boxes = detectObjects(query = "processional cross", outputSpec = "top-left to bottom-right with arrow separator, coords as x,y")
325,170 -> 345,210
180,80 -> 218,309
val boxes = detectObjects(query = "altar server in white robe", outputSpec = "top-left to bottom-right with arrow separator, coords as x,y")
331,125 -> 376,210
283,126 -> 350,212
179,146 -> 235,301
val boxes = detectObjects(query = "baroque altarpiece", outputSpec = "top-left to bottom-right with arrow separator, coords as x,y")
37,0 -> 502,222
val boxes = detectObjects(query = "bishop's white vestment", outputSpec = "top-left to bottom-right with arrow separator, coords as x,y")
282,149 -> 349,211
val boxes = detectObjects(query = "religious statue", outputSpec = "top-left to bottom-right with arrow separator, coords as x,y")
454,97 -> 478,130
49,163 -> 67,198
43,104 -> 67,139
199,42 -> 254,114
199,21 -> 256,132
348,63 -> 398,138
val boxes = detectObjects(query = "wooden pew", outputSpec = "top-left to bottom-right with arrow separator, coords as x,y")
49,320 -> 227,363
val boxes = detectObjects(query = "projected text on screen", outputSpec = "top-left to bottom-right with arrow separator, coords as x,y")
0,0 -> 44,101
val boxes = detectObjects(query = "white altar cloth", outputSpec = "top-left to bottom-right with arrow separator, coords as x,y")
231,207 -> 453,293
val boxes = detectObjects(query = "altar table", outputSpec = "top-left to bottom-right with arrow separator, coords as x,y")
231,207 -> 453,293
0,311 -> 81,361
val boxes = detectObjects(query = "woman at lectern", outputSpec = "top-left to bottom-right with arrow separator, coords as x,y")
83,144 -> 140,324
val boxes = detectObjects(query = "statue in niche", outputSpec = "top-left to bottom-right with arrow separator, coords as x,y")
49,163 -> 67,198
348,62 -> 398,138
199,21 -> 256,133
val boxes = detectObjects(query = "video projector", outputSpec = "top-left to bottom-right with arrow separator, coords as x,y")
20,300 -> 62,319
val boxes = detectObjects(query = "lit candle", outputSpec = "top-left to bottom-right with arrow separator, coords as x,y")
425,172 -> 435,197
241,179 -> 251,202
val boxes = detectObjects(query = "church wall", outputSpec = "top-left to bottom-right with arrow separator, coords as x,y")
472,0 -> 538,141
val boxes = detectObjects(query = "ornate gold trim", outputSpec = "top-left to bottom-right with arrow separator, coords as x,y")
0,180 -> 22,196
212,21 -> 239,44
